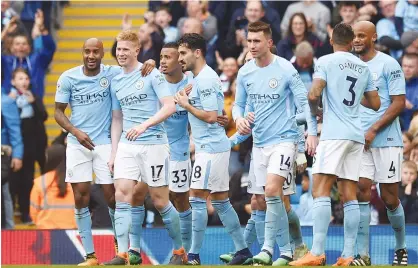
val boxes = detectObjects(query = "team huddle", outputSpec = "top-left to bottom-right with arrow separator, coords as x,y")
54,20 -> 408,267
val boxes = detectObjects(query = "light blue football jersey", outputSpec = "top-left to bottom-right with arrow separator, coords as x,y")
360,52 -> 405,148
55,64 -> 121,146
165,75 -> 190,161
187,65 -> 230,153
111,63 -> 172,144
233,56 -> 317,147
313,51 -> 376,144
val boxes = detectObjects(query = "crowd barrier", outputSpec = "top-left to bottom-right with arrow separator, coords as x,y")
2,225 -> 417,265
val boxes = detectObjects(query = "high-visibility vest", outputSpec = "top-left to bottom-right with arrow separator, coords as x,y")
30,171 -> 77,229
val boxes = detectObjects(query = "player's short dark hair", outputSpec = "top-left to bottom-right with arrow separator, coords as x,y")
248,21 -> 272,39
156,6 -> 171,15
177,33 -> 207,57
332,22 -> 354,46
270,45 -> 277,55
163,42 -> 178,49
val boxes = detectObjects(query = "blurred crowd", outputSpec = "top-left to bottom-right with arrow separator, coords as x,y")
1,0 -> 417,229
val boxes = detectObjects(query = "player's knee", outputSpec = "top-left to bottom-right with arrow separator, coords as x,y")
357,182 -> 371,202
131,192 -> 145,206
381,194 -> 399,210
72,189 -> 90,208
115,187 -> 132,203
250,195 -> 258,210
264,184 -> 281,197
172,192 -> 190,212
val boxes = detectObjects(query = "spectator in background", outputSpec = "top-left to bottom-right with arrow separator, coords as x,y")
400,30 -> 418,55
395,0 -> 418,34
30,144 -> 77,229
1,91 -> 23,229
315,19 -> 338,58
335,1 -> 359,26
296,171 -> 313,226
357,0 -> 383,25
409,115 -> 418,137
1,1 -> 22,30
277,13 -> 323,61
400,54 -> 418,130
217,56 -> 239,92
291,41 -> 316,90
376,0 -> 403,59
8,68 -> 48,224
410,135 -> 418,166
399,160 -> 418,223
1,9 -> 56,98
148,0 -> 186,26
281,0 -> 331,42
155,7 -> 178,43
403,132 -> 414,160
177,0 -> 217,42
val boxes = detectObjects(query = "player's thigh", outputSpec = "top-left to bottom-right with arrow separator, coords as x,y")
92,144 -> 113,185
359,149 -> 375,181
312,140 -> 349,177
169,159 -> 191,193
140,144 -> 170,188
247,159 -> 264,195
340,141 -> 364,181
65,143 -> 93,183
191,151 -> 230,193
283,162 -> 296,197
267,142 -> 296,180
114,143 -> 141,181
372,147 -> 403,184
252,147 -> 268,188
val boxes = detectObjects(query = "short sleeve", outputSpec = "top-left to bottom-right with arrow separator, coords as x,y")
385,61 -> 406,96
198,79 -> 219,111
110,80 -> 121,111
55,74 -> 71,103
312,57 -> 327,81
151,69 -> 172,99
365,68 -> 376,93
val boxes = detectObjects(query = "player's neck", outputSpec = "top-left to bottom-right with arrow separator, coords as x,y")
191,60 -> 206,77
83,66 -> 101,77
123,61 -> 140,74
333,44 -> 351,53
165,69 -> 184,84
255,52 -> 274,68
359,48 -> 377,62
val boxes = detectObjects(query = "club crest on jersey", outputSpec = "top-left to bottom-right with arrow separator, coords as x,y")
99,77 -> 109,88
269,78 -> 278,89
372,72 -> 378,81
135,80 -> 144,90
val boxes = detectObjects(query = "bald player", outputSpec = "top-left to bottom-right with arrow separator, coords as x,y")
352,21 -> 407,266
55,38 -> 122,266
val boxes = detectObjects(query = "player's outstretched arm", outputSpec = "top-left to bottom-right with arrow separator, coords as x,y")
126,96 -> 176,141
109,110 -> 123,173
54,102 -> 95,150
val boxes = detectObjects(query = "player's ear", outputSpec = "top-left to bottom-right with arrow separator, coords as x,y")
372,33 -> 377,43
329,37 -> 334,46
267,38 -> 273,48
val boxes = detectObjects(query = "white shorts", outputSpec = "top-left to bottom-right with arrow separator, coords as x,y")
253,142 -> 296,188
190,150 -> 230,193
169,159 -> 192,193
312,140 -> 364,181
359,147 -> 402,183
283,162 -> 296,196
247,158 -> 264,195
65,143 -> 113,184
114,143 -> 170,187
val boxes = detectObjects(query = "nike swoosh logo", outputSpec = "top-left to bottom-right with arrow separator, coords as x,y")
282,186 -> 290,190
178,184 -> 185,187
280,168 -> 287,171
152,178 -> 160,182
388,174 -> 395,178
191,180 -> 198,183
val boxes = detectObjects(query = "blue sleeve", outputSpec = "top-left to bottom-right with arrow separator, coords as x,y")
295,112 -> 306,125
385,61 -> 406,96
33,35 -> 43,52
376,19 -> 394,39
365,68 -> 377,93
55,74 -> 71,103
151,70 -> 172,100
229,132 -> 251,147
37,34 -> 56,69
110,81 -> 121,111
232,71 -> 247,120
197,79 -> 218,111
3,100 -> 23,159
288,67 -> 317,136
312,57 -> 327,81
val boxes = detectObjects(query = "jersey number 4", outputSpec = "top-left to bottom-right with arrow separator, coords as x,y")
343,76 -> 358,107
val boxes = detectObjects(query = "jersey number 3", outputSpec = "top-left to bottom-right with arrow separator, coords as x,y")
343,76 -> 358,107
